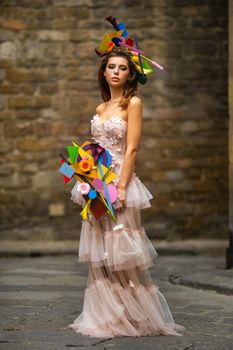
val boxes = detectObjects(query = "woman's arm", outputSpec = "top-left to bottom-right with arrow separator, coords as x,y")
117,96 -> 142,203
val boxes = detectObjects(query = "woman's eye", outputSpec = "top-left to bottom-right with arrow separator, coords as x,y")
107,65 -> 128,70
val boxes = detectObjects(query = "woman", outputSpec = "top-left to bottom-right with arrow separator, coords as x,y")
68,46 -> 185,338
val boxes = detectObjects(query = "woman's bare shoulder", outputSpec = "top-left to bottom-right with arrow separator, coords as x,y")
128,96 -> 142,108
96,102 -> 106,115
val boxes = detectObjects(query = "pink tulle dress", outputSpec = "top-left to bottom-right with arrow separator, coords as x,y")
67,114 -> 185,338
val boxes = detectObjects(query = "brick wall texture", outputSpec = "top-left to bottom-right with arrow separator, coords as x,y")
0,0 -> 228,241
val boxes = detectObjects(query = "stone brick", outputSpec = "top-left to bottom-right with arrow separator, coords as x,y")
181,6 -> 200,16
21,163 -> 38,174
185,215 -> 206,231
38,30 -> 70,42
1,171 -> 29,190
176,159 -> 192,169
53,0 -> 92,5
1,20 -> 26,30
65,122 -> 89,136
41,108 -> 58,119
40,83 -> 59,94
51,6 -> 89,19
0,41 -> 17,59
6,68 -> 49,82
49,203 -> 65,217
15,109 -> 40,121
150,108 -> 183,120
166,170 -> 184,181
0,191 -> 18,204
0,83 -> 35,94
0,6 -> 35,20
0,110 -> 14,121
17,136 -> 57,151
33,121 -> 64,136
31,95 -> 51,108
32,171 -> 52,189
0,95 -> 5,109
194,179 -> 218,192
0,164 -> 14,176
151,171 -> 167,181
3,121 -> 33,137
8,96 -> 30,108
24,43 -> 47,61
70,30 -> 91,42
0,29 -> 14,42
0,137 -> 11,155
0,69 -> 5,80
181,121 -> 199,133
8,94 -> 51,109
51,18 -> 77,30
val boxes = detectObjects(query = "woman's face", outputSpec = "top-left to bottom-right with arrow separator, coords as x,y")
104,56 -> 130,88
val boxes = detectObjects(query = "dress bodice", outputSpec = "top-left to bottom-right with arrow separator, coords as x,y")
91,114 -> 128,176
91,114 -> 128,156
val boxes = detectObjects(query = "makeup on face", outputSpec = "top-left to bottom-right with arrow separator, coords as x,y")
104,57 -> 130,84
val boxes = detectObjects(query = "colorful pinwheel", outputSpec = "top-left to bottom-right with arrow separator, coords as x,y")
59,141 -> 118,221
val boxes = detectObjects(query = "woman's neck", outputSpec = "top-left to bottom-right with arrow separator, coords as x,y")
109,86 -> 124,101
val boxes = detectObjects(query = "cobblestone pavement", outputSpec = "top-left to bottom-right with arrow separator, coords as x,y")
0,255 -> 233,350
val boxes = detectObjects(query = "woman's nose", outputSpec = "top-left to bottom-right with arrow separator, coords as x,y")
114,67 -> 119,74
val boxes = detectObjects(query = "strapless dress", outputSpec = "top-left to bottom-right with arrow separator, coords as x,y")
67,114 -> 185,338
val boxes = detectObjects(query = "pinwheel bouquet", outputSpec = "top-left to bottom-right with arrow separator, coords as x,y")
59,141 -> 118,221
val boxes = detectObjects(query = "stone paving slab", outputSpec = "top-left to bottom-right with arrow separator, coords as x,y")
0,255 -> 233,350
167,255 -> 233,295
0,239 -> 228,257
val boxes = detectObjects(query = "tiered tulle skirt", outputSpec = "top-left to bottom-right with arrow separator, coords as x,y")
68,177 -> 185,338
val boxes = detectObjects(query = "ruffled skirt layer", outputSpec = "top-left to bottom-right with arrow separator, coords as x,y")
78,213 -> 158,271
68,178 -> 185,338
71,174 -> 153,210
68,264 -> 185,338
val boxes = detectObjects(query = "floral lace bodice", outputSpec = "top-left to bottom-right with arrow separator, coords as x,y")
90,114 -> 128,178
91,114 -> 128,154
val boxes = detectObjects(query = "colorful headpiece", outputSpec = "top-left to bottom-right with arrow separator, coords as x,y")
95,16 -> 164,84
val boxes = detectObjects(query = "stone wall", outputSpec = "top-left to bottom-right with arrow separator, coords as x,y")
0,0 -> 228,240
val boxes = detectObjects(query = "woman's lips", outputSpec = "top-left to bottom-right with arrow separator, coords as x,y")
111,77 -> 120,81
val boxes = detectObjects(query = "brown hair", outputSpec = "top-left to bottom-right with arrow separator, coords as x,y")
98,46 -> 138,110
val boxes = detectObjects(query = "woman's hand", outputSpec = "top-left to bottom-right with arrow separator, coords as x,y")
117,185 -> 126,211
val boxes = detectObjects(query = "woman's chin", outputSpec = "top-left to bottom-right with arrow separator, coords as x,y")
109,81 -> 124,88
